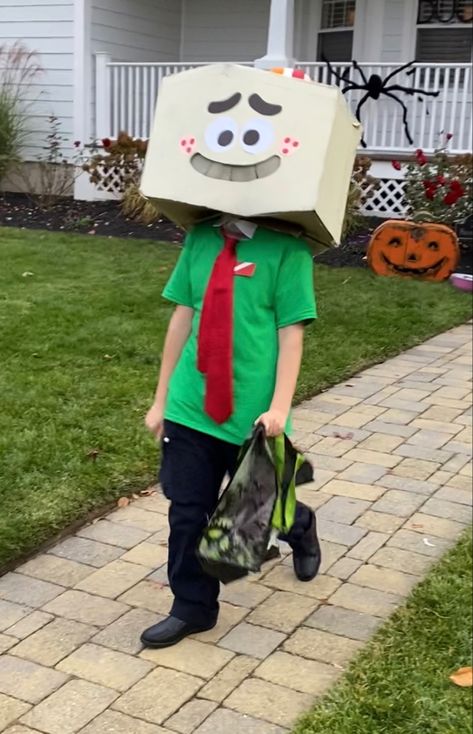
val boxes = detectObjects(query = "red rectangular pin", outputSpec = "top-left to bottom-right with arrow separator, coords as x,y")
234,262 -> 256,277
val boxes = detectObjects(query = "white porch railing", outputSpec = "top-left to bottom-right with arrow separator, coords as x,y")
95,55 -> 472,155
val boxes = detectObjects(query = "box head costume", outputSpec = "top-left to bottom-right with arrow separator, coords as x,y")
142,64 -> 361,430
141,63 -> 361,250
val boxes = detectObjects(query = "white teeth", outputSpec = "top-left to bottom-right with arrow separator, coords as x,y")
191,154 -> 212,175
207,162 -> 228,179
191,153 -> 280,182
255,156 -> 280,178
231,166 -> 257,182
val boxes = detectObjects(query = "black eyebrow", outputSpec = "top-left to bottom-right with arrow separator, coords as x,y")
248,93 -> 282,116
208,93 -> 242,113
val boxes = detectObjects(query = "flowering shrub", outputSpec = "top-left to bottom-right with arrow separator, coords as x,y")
82,131 -> 148,193
392,135 -> 472,226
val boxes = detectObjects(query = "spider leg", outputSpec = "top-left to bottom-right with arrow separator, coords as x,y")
384,91 -> 414,144
341,83 -> 365,95
320,54 -> 348,83
382,60 -> 416,85
354,91 -> 371,148
386,83 -> 440,98
351,60 -> 369,86
354,91 -> 371,122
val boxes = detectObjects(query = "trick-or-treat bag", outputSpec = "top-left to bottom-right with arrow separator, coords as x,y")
197,425 -> 313,584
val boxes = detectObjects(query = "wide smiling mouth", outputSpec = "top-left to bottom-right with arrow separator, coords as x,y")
191,153 -> 280,181
382,253 -> 448,276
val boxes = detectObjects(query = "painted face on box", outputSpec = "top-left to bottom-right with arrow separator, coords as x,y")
179,74 -> 305,182
141,64 -> 361,249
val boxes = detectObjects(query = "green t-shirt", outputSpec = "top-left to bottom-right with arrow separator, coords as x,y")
163,223 -> 317,445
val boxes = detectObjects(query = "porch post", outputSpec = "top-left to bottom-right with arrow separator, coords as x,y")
95,52 -> 112,139
254,0 -> 295,68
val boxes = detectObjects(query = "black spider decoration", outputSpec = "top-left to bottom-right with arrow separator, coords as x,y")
322,58 -> 440,147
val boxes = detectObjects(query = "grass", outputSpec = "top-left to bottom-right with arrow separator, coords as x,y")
294,532 -> 473,734
0,226 -> 471,569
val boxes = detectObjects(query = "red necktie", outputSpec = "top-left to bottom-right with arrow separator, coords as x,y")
198,232 -> 239,424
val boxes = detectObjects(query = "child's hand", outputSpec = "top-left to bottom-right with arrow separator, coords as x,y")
145,402 -> 164,440
256,409 -> 287,437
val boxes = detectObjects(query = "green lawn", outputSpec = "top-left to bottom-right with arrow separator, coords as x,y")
295,532 -> 473,734
0,227 -> 471,569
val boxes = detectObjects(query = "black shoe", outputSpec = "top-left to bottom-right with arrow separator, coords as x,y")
291,511 -> 321,582
140,615 -> 217,649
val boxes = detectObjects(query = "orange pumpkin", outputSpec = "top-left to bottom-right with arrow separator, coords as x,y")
367,220 -> 460,281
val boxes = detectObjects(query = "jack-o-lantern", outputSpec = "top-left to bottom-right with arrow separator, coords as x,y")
367,220 -> 460,281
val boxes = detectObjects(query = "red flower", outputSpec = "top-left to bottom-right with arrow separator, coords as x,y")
443,180 -> 464,205
423,179 -> 438,200
450,179 -> 464,194
444,191 -> 459,205
391,160 -> 402,170
436,175 -> 446,185
446,132 -> 453,140
73,140 -> 81,148
415,148 -> 427,166
102,137 -> 112,148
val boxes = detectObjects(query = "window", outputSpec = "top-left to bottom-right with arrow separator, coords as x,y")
416,0 -> 473,62
317,0 -> 356,62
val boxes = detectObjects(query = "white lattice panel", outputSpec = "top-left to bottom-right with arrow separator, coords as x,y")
74,159 -> 144,201
361,178 -> 408,218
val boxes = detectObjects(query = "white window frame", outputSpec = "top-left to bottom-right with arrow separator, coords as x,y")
316,0 -> 367,61
404,0 -> 473,61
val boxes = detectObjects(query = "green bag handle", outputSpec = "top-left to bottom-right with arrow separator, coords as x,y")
270,434 -> 305,534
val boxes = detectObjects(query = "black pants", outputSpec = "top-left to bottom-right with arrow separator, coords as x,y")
159,420 -> 313,627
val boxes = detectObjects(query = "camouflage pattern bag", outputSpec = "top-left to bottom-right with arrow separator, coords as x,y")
197,425 -> 311,584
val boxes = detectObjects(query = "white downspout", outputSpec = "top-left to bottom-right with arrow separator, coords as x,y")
255,0 -> 295,68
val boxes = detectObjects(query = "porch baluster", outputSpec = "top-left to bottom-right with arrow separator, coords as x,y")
95,53 -> 112,139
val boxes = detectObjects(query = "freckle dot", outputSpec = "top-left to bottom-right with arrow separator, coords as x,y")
292,141 -> 299,147
282,148 -> 289,154
190,138 -> 195,144
284,137 -> 290,143
186,147 -> 192,153
180,139 -> 186,146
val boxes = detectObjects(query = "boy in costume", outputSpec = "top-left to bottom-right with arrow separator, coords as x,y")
139,64 -> 360,648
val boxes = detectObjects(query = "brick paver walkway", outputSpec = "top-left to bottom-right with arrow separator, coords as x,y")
1,324 -> 472,734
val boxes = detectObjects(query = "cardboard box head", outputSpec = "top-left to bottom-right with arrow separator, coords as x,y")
140,63 -> 361,250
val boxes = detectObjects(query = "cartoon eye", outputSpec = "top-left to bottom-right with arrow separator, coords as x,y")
240,118 -> 275,155
388,237 -> 402,247
426,240 -> 439,251
204,116 -> 238,153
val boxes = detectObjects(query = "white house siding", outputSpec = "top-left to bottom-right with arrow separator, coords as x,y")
0,0 -> 74,159
89,0 -> 181,139
380,0 -> 414,62
180,0 -> 271,62
90,0 -> 181,62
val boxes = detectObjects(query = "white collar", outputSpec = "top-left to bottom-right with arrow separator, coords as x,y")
213,217 -> 258,240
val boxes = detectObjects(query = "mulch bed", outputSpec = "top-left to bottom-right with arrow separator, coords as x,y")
0,192 -> 183,243
1,192 -> 472,273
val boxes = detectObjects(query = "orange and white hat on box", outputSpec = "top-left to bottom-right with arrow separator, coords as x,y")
270,67 -> 312,82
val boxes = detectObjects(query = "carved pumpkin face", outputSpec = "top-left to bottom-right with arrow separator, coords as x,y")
367,220 -> 460,281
